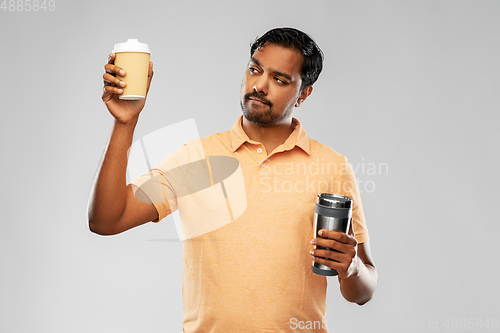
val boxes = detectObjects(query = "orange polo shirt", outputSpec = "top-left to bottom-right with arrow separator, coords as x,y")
131,115 -> 369,332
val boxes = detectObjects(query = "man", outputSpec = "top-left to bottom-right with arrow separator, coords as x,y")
88,27 -> 377,332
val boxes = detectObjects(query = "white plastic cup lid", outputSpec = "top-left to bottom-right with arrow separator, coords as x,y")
113,39 -> 150,53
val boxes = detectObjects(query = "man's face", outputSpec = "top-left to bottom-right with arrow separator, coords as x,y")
240,43 -> 305,127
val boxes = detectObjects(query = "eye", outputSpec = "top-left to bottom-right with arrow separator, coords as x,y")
249,67 -> 259,74
274,77 -> 288,85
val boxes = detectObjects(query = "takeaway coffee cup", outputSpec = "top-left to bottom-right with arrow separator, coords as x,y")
112,39 -> 151,100
312,193 -> 352,276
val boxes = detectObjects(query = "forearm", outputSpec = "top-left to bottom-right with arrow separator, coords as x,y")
339,257 -> 378,305
87,117 -> 138,233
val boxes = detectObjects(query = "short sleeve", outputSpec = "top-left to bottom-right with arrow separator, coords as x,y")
130,170 -> 174,223
337,155 -> 370,243
129,138 -> 208,223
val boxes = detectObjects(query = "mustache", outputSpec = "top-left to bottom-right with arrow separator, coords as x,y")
245,92 -> 272,106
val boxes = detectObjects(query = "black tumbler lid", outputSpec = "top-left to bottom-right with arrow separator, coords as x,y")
317,193 -> 352,209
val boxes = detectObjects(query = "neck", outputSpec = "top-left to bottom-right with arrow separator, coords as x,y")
241,116 -> 295,155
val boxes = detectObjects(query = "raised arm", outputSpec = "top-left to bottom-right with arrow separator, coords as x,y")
87,53 -> 158,235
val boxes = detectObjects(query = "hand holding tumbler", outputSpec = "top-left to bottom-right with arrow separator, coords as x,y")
312,193 -> 353,276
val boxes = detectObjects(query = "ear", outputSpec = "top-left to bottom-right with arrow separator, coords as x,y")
295,85 -> 313,107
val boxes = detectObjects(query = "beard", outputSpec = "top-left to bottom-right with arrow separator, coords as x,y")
240,91 -> 291,128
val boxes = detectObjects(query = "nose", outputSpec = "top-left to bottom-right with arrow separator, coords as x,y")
253,74 -> 268,95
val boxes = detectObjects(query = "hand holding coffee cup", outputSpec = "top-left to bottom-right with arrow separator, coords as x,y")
311,193 -> 354,277
102,39 -> 153,124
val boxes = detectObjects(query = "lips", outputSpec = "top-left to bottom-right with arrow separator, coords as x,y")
249,97 -> 269,105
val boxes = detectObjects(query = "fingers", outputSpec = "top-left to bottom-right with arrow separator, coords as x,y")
311,247 -> 345,263
311,230 -> 357,258
104,65 -> 126,79
103,72 -> 127,88
103,53 -> 127,98
107,52 -> 115,64
317,229 -> 357,246
310,231 -> 357,276
103,84 -> 124,95
311,243 -> 354,263
310,254 -> 353,276
310,228 -> 359,279
104,53 -> 126,76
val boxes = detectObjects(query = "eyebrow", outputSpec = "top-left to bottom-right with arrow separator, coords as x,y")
250,57 -> 293,82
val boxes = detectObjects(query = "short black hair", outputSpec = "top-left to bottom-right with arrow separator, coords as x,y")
250,27 -> 324,91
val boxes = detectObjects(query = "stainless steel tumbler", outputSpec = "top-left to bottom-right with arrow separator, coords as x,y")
312,193 -> 353,276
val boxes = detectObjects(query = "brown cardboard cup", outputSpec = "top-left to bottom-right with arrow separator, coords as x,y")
112,39 -> 151,100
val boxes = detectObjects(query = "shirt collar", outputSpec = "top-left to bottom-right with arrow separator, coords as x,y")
229,115 -> 311,155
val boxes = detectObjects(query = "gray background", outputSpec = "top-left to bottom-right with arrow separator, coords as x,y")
1,0 -> 499,332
